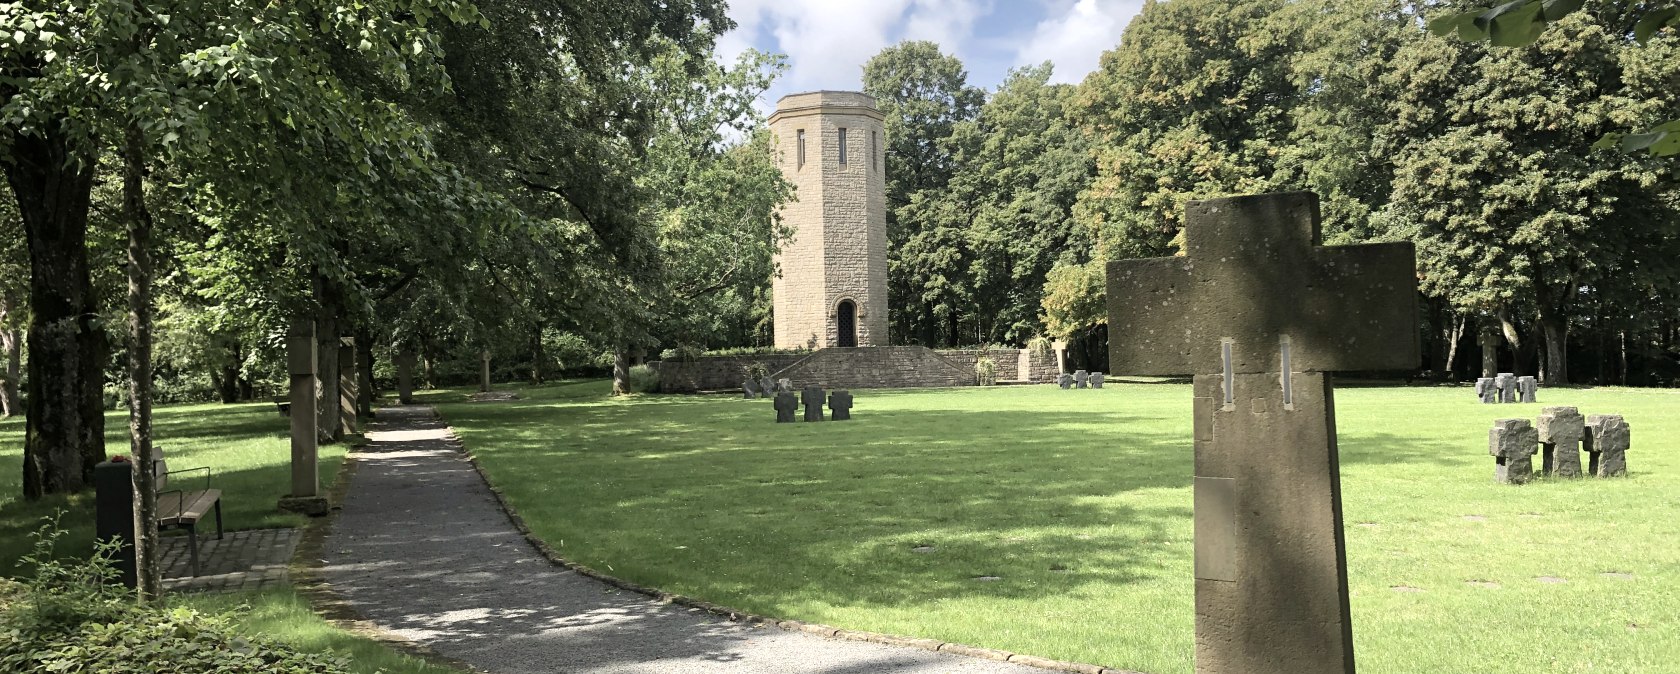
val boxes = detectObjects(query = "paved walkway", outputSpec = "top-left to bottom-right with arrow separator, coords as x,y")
163,528 -> 298,593
321,405 -> 1043,674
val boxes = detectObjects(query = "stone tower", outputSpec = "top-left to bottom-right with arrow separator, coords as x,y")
769,91 -> 889,350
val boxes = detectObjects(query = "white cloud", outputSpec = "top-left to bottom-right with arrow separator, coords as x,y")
1014,0 -> 1142,84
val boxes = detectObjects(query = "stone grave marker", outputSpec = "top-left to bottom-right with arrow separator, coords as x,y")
759,376 -> 776,399
1058,373 -> 1073,389
1074,369 -> 1089,389
1475,378 -> 1497,404
801,386 -> 826,422
1537,406 -> 1585,477
1585,414 -> 1630,477
830,390 -> 854,421
1517,376 -> 1538,403
279,317 -> 328,516
742,379 -> 759,399
1107,191 -> 1419,674
1489,418 -> 1539,484
773,392 -> 798,423
1091,372 -> 1105,389
1478,329 -> 1499,378
1496,372 -> 1517,403
777,378 -> 793,393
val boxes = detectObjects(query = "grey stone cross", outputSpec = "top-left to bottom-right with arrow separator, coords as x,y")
1107,192 -> 1419,674
829,390 -> 854,421
773,392 -> 798,423
801,386 -> 826,422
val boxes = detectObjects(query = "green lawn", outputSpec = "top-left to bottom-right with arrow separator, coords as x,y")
180,588 -> 460,674
432,379 -> 1680,674
0,401 -> 347,574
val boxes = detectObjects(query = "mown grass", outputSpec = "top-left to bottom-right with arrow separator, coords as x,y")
431,379 -> 1680,674
180,588 -> 460,674
0,401 -> 347,574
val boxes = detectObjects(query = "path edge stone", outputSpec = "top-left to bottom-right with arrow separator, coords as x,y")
434,404 -> 1145,674
289,426 -> 488,674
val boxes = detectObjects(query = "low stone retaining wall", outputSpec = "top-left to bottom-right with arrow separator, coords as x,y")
656,346 -> 1062,393
656,354 -> 806,393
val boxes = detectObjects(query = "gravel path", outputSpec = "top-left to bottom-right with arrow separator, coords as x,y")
320,405 -> 1044,674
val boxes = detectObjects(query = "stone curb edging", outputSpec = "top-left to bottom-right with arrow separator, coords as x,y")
289,433 -> 489,674
432,405 -> 1144,674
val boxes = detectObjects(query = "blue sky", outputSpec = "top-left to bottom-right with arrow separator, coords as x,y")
717,0 -> 1146,110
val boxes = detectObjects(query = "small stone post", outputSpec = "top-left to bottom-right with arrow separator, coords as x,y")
480,350 -> 492,393
1585,414 -> 1630,477
280,318 -> 328,515
1537,406 -> 1586,477
1489,419 -> 1539,484
396,350 -> 416,405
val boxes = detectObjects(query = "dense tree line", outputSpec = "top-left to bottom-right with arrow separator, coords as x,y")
863,0 -> 1679,384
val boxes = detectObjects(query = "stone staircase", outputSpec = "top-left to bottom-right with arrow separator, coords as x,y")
769,346 -> 974,390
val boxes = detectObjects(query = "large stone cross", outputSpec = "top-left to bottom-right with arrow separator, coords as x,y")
1107,192 -> 1419,674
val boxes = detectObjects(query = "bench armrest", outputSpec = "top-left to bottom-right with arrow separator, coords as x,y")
164,466 -> 211,494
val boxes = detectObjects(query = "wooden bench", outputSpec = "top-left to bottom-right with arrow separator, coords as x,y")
275,399 -> 291,416
154,449 -> 224,577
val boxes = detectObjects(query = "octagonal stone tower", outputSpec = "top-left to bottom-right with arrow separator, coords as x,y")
769,91 -> 888,350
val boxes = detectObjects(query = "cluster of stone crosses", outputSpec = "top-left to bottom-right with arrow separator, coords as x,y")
1488,406 -> 1631,484
1057,370 -> 1104,389
743,377 -> 852,422
1476,372 -> 1538,403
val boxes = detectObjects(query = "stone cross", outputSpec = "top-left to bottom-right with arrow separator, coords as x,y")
1091,372 -> 1105,389
759,376 -> 776,399
1074,370 -> 1089,389
742,379 -> 759,399
774,392 -> 798,423
1495,372 -> 1517,404
801,386 -> 826,422
777,378 -> 793,394
829,390 -> 854,421
1475,378 -> 1497,404
1517,376 -> 1538,403
1107,192 -> 1419,674
1537,406 -> 1585,477
1489,418 -> 1539,484
1585,414 -> 1630,477
1478,329 -> 1499,378
1057,373 -> 1073,389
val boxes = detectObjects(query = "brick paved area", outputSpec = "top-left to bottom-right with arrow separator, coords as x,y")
161,527 -> 299,594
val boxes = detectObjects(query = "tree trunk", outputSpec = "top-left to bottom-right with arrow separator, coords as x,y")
479,349 -> 492,392
123,125 -> 161,601
1442,315 -> 1465,381
216,346 -> 240,404
314,309 -> 340,444
1497,309 -> 1525,378
7,119 -> 105,499
1538,309 -> 1568,385
612,349 -> 630,396
0,294 -> 21,417
356,334 -> 374,418
530,323 -> 545,385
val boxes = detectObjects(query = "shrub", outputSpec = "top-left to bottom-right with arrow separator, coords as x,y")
1027,335 -> 1055,357
628,364 -> 661,393
975,356 -> 999,386
743,361 -> 770,380
1,515 -> 355,674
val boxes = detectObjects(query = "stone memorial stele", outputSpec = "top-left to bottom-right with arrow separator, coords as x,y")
1074,369 -> 1089,389
742,379 -> 759,399
1517,376 -> 1538,403
1091,372 -> 1105,389
1489,418 -> 1539,484
278,317 -> 329,516
1475,377 -> 1496,404
801,386 -> 826,422
1537,406 -> 1585,477
773,392 -> 798,423
1496,372 -> 1517,404
1478,330 -> 1499,378
1107,191 -> 1419,674
1585,414 -> 1630,477
829,390 -> 854,421
759,376 -> 776,399
1058,373 -> 1073,390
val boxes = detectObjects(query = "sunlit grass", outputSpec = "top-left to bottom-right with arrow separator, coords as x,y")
432,380 -> 1680,674
0,401 -> 347,574
180,588 -> 459,674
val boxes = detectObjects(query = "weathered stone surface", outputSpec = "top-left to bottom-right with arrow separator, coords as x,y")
1476,378 -> 1497,404
1107,192 -> 1418,674
829,390 -> 854,421
1517,376 -> 1538,403
286,318 -> 319,500
777,378 -> 793,393
742,380 -> 759,399
1537,406 -> 1585,477
1074,370 -> 1089,389
1091,372 -> 1105,389
759,376 -> 776,398
1058,374 -> 1073,390
769,91 -> 889,349
1496,373 -> 1517,404
773,392 -> 798,423
1586,414 -> 1630,477
801,386 -> 825,422
1489,418 -> 1539,484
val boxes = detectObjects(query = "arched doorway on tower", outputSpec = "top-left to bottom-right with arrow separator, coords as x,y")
837,300 -> 858,348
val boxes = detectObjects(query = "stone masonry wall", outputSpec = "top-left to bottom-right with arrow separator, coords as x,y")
772,346 -> 972,390
656,354 -> 807,393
